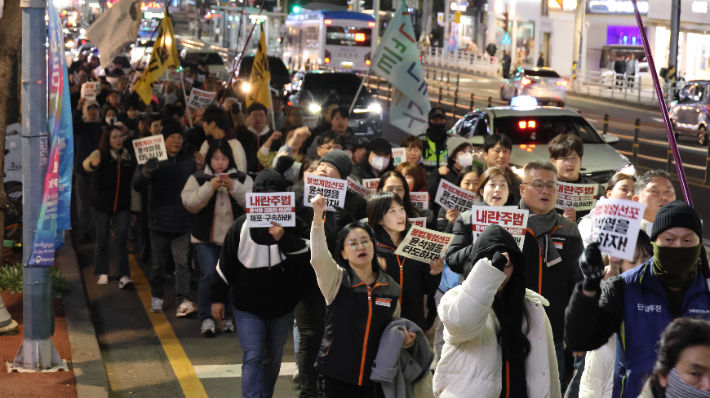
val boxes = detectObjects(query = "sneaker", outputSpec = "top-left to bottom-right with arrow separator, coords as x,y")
150,297 -> 163,313
176,301 -> 197,318
219,319 -> 235,333
118,276 -> 134,290
97,274 -> 108,285
201,319 -> 216,337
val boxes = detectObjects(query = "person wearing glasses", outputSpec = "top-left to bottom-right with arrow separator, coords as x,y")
548,134 -> 605,222
519,160 -> 584,386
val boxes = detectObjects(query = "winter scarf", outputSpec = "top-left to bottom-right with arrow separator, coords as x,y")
520,200 -> 561,267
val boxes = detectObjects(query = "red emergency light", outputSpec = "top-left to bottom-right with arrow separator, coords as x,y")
518,120 -> 536,129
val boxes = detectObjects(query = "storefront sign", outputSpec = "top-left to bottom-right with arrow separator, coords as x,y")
587,0 -> 648,14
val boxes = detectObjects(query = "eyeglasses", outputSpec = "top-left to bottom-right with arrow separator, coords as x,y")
522,180 -> 558,191
347,240 -> 371,250
557,155 -> 581,164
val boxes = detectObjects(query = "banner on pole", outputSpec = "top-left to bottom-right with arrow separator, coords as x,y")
304,175 -> 347,212
135,15 -> 179,105
187,88 -> 217,109
556,181 -> 598,211
132,135 -> 168,164
394,226 -> 453,262
246,192 -> 296,227
471,206 -> 529,250
591,198 -> 646,261
434,179 -> 476,212
246,24 -> 272,110
85,0 -> 141,69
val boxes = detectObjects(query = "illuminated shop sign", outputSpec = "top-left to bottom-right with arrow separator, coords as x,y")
587,0 -> 649,14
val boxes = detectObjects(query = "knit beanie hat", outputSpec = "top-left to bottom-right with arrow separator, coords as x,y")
366,137 -> 392,155
319,149 -> 352,179
161,119 -> 184,142
650,200 -> 702,241
447,136 -> 469,155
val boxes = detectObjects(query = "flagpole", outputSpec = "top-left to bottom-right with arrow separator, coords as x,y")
349,70 -> 372,114
180,70 -> 194,128
123,17 -> 162,97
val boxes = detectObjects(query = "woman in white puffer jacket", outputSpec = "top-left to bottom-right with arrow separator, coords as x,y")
434,225 -> 560,398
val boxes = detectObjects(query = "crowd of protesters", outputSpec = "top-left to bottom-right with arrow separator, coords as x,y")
67,51 -> 710,398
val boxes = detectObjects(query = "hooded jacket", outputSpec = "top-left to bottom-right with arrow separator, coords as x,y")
434,225 -> 560,398
210,169 -> 310,320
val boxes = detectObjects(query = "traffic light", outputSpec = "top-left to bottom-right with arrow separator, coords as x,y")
292,4 -> 300,12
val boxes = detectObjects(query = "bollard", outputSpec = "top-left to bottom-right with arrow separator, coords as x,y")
433,71 -> 437,83
603,114 -> 609,136
453,93 -> 458,119
632,118 -> 640,168
446,72 -> 450,88
487,96 -> 492,107
426,70 -> 429,81
666,148 -> 673,173
470,93 -> 474,111
705,140 -> 710,184
456,73 -> 460,92
438,87 -> 443,107
388,83 -> 392,101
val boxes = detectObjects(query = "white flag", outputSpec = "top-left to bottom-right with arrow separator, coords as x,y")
86,0 -> 142,69
371,1 -> 431,134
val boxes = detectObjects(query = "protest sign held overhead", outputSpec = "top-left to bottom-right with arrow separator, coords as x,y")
304,175 -> 347,212
409,217 -> 426,228
395,226 -> 454,263
434,179 -> 477,213
245,24 -> 272,110
556,181 -> 598,211
80,82 -> 100,99
347,177 -> 373,198
591,198 -> 646,261
371,1 -> 431,134
246,193 -> 296,228
85,0 -> 141,69
187,88 -> 217,109
471,206 -> 529,250
135,15 -> 179,105
410,192 -> 429,210
392,148 -> 406,166
363,178 -> 380,191
132,135 -> 168,165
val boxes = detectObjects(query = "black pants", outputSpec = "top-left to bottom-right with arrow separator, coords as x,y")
323,376 -> 385,398
295,284 -> 326,398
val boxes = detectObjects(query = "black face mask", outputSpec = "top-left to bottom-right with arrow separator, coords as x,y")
427,122 -> 447,141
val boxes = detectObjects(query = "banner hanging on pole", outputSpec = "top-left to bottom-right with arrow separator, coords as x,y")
85,0 -> 142,70
246,23 -> 272,110
135,15 -> 180,105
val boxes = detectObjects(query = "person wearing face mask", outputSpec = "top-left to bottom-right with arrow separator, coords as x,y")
577,173 -> 636,248
633,170 -> 677,235
73,98 -> 105,243
565,200 -> 710,398
639,317 -> 710,398
101,106 -> 120,127
353,137 -> 395,181
426,136 -> 473,218
417,107 -> 451,172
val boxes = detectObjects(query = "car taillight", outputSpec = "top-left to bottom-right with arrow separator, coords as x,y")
368,22 -> 375,27
556,81 -> 568,86
520,144 -> 536,152
518,121 -> 536,129
325,19 -> 332,25
355,33 -> 366,42
521,77 -> 532,86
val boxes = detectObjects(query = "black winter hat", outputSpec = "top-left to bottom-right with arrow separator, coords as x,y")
465,224 -> 525,281
650,200 -> 703,241
366,137 -> 392,155
319,149 -> 352,179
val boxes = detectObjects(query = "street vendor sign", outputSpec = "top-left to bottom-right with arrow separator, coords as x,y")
434,179 -> 477,213
591,198 -> 646,261
304,175 -> 347,212
132,135 -> 168,164
395,225 -> 454,262
556,181 -> 598,211
471,206 -> 529,250
246,192 -> 296,227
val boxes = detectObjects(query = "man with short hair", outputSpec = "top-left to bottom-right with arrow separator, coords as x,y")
518,160 -> 584,384
315,131 -> 343,158
329,106 -> 358,151
198,106 -> 248,172
565,200 -> 710,398
417,107 -> 451,171
483,134 -> 522,201
633,170 -> 676,234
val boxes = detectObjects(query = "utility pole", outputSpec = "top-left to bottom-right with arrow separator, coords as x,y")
12,0 -> 62,371
572,0 -> 585,88
668,0 -> 681,83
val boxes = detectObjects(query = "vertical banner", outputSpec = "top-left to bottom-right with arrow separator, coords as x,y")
29,0 -> 75,265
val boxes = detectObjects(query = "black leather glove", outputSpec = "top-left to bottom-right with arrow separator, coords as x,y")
143,157 -> 159,176
491,252 -> 508,272
579,242 -> 605,292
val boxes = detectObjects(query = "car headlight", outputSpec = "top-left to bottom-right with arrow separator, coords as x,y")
309,103 -> 321,113
617,164 -> 636,177
65,41 -> 74,48
241,82 -> 250,92
367,103 -> 382,114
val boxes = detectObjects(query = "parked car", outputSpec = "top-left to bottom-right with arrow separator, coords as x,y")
500,67 -> 568,107
451,106 -> 634,183
180,49 -> 228,76
668,80 -> 710,145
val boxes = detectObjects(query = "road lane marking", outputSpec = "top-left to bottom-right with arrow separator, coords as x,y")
129,255 -> 209,398
193,360 -> 437,379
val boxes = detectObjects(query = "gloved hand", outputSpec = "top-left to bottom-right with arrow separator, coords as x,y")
143,157 -> 159,177
579,242 -> 605,292
491,252 -> 508,272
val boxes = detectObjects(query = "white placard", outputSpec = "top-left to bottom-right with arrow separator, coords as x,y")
304,174 -> 347,212
303,116 -> 319,129
363,178 -> 380,191
132,135 -> 168,165
347,177 -> 373,197
471,206 -> 529,250
187,88 -> 217,109
591,198 -> 646,261
409,217 -> 426,228
556,181 -> 599,211
394,225 -> 454,262
392,147 -> 406,166
246,192 -> 296,227
80,82 -> 100,99
410,192 -> 429,210
152,83 -> 164,95
168,70 -> 182,81
434,179 -> 477,212
106,76 -> 119,88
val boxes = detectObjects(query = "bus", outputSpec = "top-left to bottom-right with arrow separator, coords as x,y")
284,10 -> 376,72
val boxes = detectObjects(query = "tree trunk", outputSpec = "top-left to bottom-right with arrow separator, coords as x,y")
0,0 -> 24,265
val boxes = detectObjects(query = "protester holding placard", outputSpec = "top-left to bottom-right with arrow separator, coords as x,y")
309,195 -> 407,398
434,225 -> 561,398
377,171 -> 433,224
437,165 -> 481,233
197,106 -> 248,173
427,137 -> 473,217
367,191 -> 443,331
181,139 -> 252,337
633,170 -> 677,236
353,137 -> 395,181
577,173 -> 636,248
565,201 -> 710,398
82,125 -> 138,288
482,134 -> 522,203
210,169 -> 309,398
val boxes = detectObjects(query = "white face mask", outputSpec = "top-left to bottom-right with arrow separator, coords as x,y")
458,152 -> 473,168
371,155 -> 390,172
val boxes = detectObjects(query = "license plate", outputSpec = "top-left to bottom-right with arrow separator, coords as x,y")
342,62 -> 353,70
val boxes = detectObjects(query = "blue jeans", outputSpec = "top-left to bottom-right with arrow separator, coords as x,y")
555,341 -> 566,386
234,309 -> 294,398
92,208 -> 130,277
195,243 -> 233,322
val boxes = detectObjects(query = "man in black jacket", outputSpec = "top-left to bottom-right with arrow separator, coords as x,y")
132,120 -> 198,317
73,99 -> 104,243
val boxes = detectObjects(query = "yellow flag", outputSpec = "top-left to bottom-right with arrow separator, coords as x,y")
135,16 -> 180,105
246,25 -> 271,110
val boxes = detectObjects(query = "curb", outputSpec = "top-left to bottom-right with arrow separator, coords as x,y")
56,231 -> 109,398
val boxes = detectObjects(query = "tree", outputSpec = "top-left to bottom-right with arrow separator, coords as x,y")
0,0 -> 22,266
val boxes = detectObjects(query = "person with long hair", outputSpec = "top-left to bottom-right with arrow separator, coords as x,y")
427,137 -> 475,218
434,225 -> 560,397
367,191 -> 443,331
395,162 -> 428,193
377,171 -> 428,220
577,173 -> 636,247
437,165 -> 481,233
309,195 -> 412,398
639,317 -> 710,397
83,125 -> 138,287
181,139 -> 253,336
